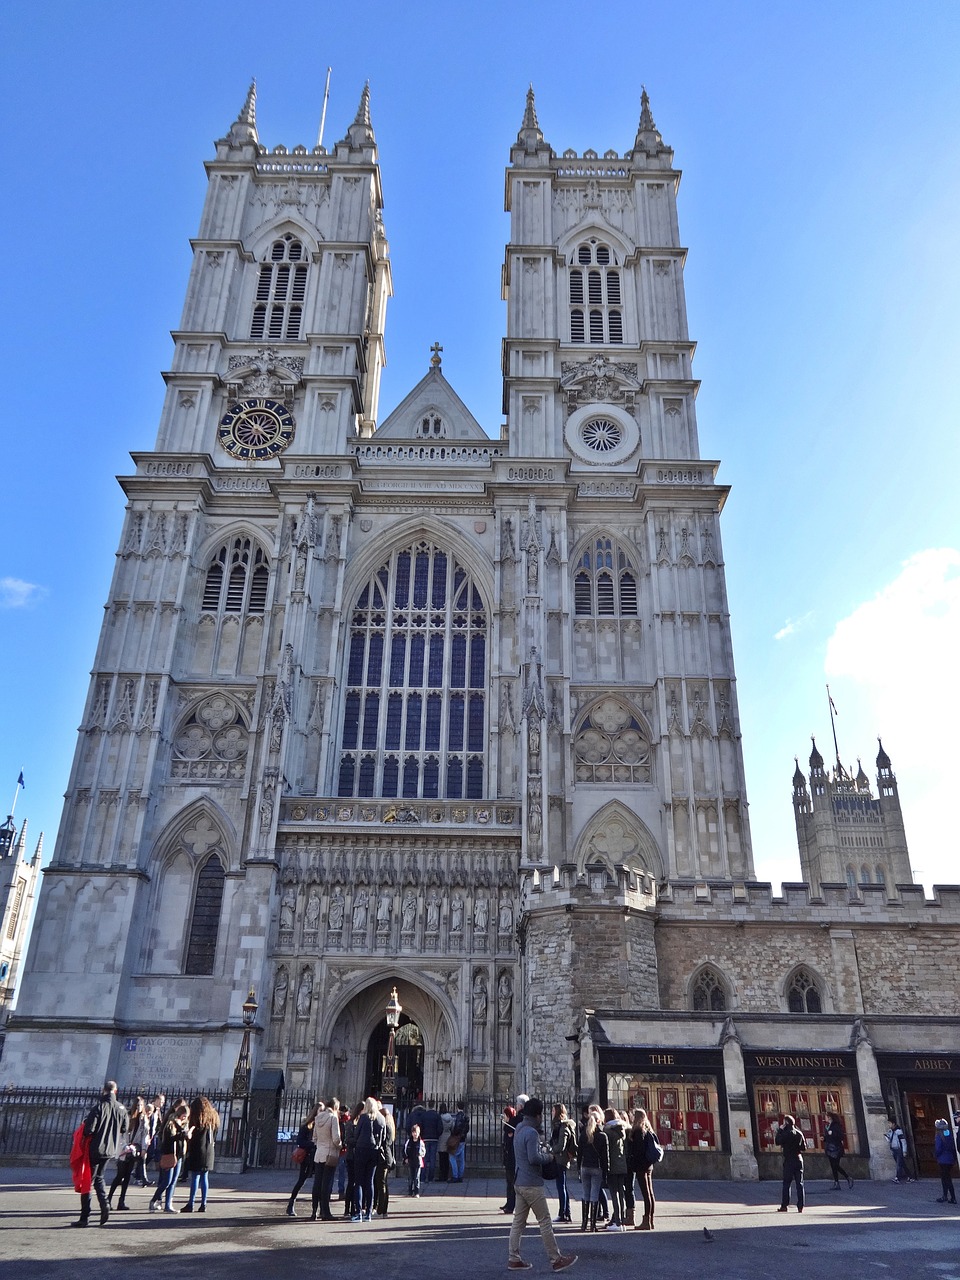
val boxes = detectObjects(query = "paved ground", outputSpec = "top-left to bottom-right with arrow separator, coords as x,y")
1,1167 -> 958,1280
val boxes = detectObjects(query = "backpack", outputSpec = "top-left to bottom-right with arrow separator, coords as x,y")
889,1129 -> 906,1154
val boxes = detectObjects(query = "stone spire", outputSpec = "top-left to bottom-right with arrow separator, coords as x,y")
31,831 -> 43,866
345,81 -> 376,147
227,80 -> 259,147
632,85 -> 666,155
13,819 -> 27,860
515,84 -> 548,152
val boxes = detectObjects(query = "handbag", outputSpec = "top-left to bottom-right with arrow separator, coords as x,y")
291,1147 -> 307,1166
325,1150 -> 340,1168
159,1153 -> 177,1170
541,1155 -> 559,1181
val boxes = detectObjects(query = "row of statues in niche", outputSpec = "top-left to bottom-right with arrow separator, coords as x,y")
271,965 -> 313,1020
473,970 -> 514,1025
278,886 -> 514,937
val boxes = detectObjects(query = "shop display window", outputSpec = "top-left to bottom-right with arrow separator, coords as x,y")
606,1073 -> 721,1151
752,1078 -> 859,1154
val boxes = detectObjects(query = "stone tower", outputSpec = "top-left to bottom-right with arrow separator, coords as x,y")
6,87 -> 754,1098
792,738 -> 913,894
0,816 -> 43,1035
507,88 -> 755,1090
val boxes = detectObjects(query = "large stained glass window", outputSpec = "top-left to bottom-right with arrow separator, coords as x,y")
337,541 -> 487,799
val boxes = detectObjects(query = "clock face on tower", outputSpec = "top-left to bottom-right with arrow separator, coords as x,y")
217,398 -> 296,460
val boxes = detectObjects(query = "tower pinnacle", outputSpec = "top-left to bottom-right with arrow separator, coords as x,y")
515,84 -> 548,152
345,81 -> 376,146
633,86 -> 666,155
227,80 -> 259,147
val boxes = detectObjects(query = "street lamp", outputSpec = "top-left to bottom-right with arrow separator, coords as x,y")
382,986 -> 402,1105
233,987 -> 258,1172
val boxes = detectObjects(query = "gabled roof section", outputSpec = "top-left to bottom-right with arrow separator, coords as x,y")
374,366 -> 490,441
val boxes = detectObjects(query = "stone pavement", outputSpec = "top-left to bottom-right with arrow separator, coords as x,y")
1,1166 -> 958,1280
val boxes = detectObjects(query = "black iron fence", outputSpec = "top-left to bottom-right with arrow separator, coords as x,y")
0,1086 -> 576,1173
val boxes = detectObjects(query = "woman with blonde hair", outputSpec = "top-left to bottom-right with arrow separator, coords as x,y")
180,1096 -> 220,1213
373,1100 -> 397,1217
310,1097 -> 342,1221
577,1104 -> 608,1232
286,1101 -> 321,1217
629,1108 -> 659,1229
352,1096 -> 387,1222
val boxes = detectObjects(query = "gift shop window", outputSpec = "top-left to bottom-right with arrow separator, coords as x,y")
606,1073 -> 721,1152
753,1079 -> 860,1154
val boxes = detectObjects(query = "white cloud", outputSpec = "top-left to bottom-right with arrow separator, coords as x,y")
774,611 -> 813,642
0,577 -> 46,608
825,548 -> 960,889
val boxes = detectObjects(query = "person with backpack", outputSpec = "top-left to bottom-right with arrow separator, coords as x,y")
886,1121 -> 913,1183
934,1118 -> 958,1205
629,1108 -> 662,1230
448,1105 -> 469,1183
775,1115 -> 807,1212
550,1103 -> 578,1224
602,1108 -> 629,1230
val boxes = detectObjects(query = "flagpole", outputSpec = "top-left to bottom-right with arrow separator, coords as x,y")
10,770 -> 24,817
316,66 -> 332,149
826,686 -> 841,771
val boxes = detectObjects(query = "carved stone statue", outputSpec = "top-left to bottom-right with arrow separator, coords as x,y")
473,972 -> 488,1024
377,893 -> 392,929
297,968 -> 313,1018
474,897 -> 489,933
527,719 -> 541,774
498,899 -> 513,933
402,892 -> 417,932
328,887 -> 345,931
279,888 -> 296,932
498,972 -> 513,1024
352,890 -> 368,932
272,966 -> 288,1019
305,888 -> 321,932
426,891 -> 441,932
451,896 -> 464,932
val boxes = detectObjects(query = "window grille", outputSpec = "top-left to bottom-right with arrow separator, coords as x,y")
184,855 -> 225,975
692,967 -> 728,1012
337,541 -> 487,799
250,236 -> 308,340
569,242 -> 623,343
573,536 -> 639,617
787,968 -> 823,1014
201,538 -> 269,615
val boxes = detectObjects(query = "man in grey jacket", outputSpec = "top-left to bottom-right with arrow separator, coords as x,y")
507,1098 -> 577,1272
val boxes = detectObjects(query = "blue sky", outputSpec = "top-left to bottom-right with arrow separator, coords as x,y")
2,1 -> 959,894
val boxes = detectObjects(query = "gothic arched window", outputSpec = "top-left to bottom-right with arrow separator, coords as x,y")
415,412 -> 446,439
574,536 -> 638,617
787,967 -> 823,1014
250,235 -> 308,341
184,854 -> 225,975
569,242 -> 623,344
202,538 -> 269,614
692,966 -> 728,1012
337,540 -> 487,800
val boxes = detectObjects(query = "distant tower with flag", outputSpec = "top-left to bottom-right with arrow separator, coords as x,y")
791,694 -> 913,894
0,773 -> 43,1041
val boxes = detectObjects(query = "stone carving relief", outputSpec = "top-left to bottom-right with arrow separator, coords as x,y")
171,695 -> 248,781
574,697 -> 651,783
560,356 -> 642,413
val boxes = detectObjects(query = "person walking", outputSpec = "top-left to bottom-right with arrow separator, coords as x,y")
180,1096 -> 220,1213
310,1097 -> 342,1221
629,1108 -> 660,1230
577,1105 -> 608,1233
776,1115 -> 806,1213
823,1111 -> 854,1190
507,1097 -> 578,1272
550,1103 -> 577,1224
373,1101 -> 396,1217
73,1081 -> 128,1228
286,1102 -> 320,1216
886,1121 -> 912,1183
500,1105 -> 518,1213
934,1118 -> 958,1205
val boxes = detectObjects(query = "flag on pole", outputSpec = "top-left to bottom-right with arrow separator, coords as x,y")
828,695 -> 838,716
16,771 -> 24,789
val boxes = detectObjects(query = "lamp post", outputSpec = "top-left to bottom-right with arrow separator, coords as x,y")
233,987 -> 258,1172
382,986 -> 402,1107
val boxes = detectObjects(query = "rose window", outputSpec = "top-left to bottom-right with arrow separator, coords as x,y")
172,696 -> 249,781
581,418 -> 624,452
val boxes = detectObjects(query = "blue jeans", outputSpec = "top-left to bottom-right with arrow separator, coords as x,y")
187,1170 -> 209,1207
408,1162 -> 421,1194
580,1166 -> 602,1203
448,1142 -> 465,1181
423,1139 -> 438,1182
152,1158 -> 181,1210
555,1167 -> 569,1217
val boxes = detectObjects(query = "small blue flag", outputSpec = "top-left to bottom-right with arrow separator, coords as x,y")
16,771 -> 24,789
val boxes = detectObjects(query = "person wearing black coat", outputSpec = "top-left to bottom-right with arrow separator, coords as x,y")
500,1105 -> 518,1213
286,1103 -> 320,1216
75,1081 -> 128,1228
776,1115 -> 807,1212
180,1095 -> 220,1213
577,1106 -> 609,1233
823,1112 -> 854,1190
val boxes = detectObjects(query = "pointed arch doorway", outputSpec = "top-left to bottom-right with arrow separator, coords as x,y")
364,1014 -> 424,1102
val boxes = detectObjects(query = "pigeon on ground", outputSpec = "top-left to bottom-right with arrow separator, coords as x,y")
703,1228 -> 715,1242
